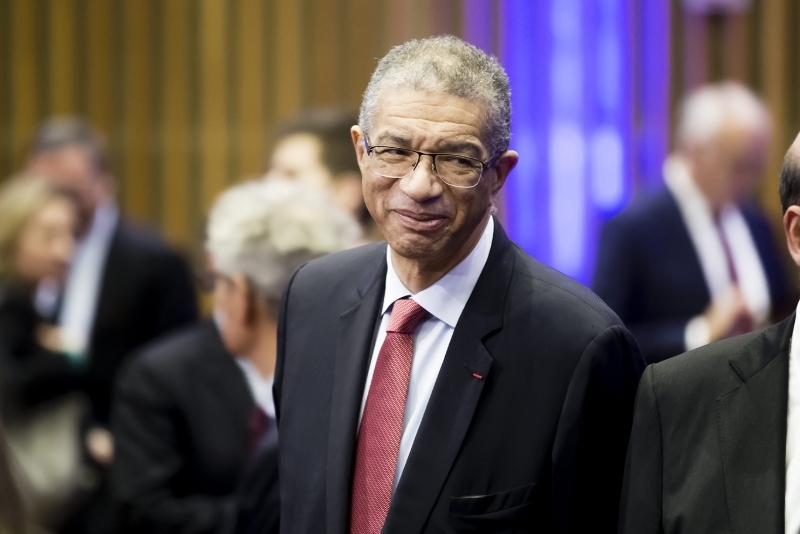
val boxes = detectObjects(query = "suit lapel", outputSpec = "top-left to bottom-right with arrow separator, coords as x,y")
717,314 -> 793,534
326,248 -> 387,534
384,219 -> 515,533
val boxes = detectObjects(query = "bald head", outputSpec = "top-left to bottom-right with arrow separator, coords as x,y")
780,133 -> 800,213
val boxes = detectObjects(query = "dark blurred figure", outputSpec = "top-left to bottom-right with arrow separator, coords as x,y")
594,82 -> 792,363
0,177 -> 85,530
25,117 -> 198,533
26,117 -> 198,427
266,108 -> 380,239
111,180 -> 360,534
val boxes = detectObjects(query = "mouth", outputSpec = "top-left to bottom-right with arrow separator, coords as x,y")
393,209 -> 448,231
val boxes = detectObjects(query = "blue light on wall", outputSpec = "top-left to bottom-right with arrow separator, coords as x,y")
500,0 -> 644,285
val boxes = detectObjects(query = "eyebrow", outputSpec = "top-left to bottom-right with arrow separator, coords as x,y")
373,133 -> 485,159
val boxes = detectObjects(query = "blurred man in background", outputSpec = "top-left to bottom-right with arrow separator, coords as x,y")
111,180 -> 360,534
265,108 -> 380,239
594,82 -> 792,363
25,117 -> 198,533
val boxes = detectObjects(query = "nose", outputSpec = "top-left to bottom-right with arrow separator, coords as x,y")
399,154 -> 444,202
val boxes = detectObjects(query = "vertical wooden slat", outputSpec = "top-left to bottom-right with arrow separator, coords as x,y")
344,0 -> 383,111
722,14 -> 748,82
0,0 -> 12,180
86,0 -> 113,137
160,0 -> 192,245
759,0 -> 788,219
49,0 -> 77,114
10,0 -> 41,169
199,0 -> 229,210
275,0 -> 303,119
237,0 -> 266,176
683,11 -> 708,90
122,0 -> 155,220
386,0 -> 413,47
308,0 -> 342,106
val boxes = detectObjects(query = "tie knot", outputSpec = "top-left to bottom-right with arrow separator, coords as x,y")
386,299 -> 429,334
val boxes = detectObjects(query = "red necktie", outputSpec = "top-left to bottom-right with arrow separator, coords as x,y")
350,299 -> 430,534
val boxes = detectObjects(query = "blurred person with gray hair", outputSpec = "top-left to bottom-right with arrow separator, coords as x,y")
594,82 -> 793,364
110,180 -> 360,534
275,35 -> 644,534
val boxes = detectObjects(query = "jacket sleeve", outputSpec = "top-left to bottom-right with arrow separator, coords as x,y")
618,365 -> 664,534
110,359 -> 233,534
551,324 -> 646,534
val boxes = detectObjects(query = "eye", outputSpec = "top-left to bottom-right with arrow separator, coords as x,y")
376,147 -> 413,157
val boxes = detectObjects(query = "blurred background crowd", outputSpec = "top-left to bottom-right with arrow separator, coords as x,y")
0,0 -> 799,533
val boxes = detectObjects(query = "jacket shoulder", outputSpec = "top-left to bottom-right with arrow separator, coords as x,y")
120,322 -> 220,385
512,248 -> 623,331
649,328 -> 766,403
289,242 -> 386,294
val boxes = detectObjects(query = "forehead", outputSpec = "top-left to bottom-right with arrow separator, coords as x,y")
271,134 -> 323,165
29,146 -> 95,178
371,88 -> 489,155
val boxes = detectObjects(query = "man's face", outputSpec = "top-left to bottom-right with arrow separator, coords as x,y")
691,122 -> 770,207
266,133 -> 332,190
27,146 -> 109,235
353,88 -> 513,267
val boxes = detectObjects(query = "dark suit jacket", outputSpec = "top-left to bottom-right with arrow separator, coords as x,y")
593,188 -> 792,364
86,219 -> 198,423
275,219 -> 646,534
619,314 -> 793,533
111,321 -> 255,534
0,281 -> 81,416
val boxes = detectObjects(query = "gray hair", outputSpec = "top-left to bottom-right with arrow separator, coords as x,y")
359,35 -> 511,158
30,116 -> 110,173
677,82 -> 771,149
206,180 -> 361,308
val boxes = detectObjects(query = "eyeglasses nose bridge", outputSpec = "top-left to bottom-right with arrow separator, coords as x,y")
410,152 -> 437,175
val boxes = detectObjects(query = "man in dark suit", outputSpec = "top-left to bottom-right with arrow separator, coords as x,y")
26,117 -> 198,427
594,83 -> 792,364
111,180 -> 360,534
618,132 -> 800,533
275,36 -> 645,534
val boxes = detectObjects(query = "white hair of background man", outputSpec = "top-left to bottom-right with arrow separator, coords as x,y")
206,180 -> 362,307
359,35 -> 512,158
677,81 -> 771,149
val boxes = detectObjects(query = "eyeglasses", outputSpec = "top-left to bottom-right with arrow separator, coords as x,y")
364,136 -> 496,189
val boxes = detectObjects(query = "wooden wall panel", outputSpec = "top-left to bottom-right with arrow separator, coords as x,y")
121,0 -> 155,220
10,0 -> 42,170
48,0 -> 77,115
198,0 -> 229,211
160,0 -> 193,245
236,0 -> 266,178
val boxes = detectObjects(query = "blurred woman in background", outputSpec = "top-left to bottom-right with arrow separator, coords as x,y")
0,176 -> 83,530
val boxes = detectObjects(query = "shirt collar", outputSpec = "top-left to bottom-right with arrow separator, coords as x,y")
381,216 -> 494,328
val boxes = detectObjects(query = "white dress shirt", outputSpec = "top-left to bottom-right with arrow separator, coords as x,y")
235,357 -> 276,419
786,302 -> 800,533
51,202 -> 119,360
358,217 -> 494,491
664,156 -> 771,350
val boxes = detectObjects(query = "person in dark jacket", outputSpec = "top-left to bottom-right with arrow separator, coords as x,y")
111,180 -> 360,534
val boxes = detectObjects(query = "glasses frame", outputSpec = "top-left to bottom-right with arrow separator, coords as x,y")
363,135 -> 498,189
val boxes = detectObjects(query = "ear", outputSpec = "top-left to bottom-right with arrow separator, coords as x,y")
489,150 -> 518,197
229,274 -> 253,325
351,126 -> 369,175
783,206 -> 800,269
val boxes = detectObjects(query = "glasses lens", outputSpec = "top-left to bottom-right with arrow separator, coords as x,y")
372,147 -> 417,179
435,154 -> 483,187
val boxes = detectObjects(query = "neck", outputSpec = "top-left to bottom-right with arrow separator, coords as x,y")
391,214 -> 490,294
241,315 -> 278,378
